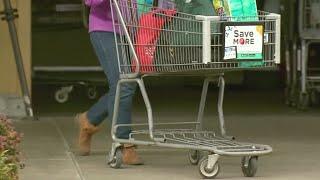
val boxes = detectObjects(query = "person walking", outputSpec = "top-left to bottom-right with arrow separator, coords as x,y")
77,0 -> 143,165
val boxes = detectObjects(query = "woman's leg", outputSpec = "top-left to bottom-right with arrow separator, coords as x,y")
86,31 -> 142,164
87,31 -> 136,139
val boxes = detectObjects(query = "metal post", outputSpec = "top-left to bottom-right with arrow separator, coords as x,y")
111,78 -> 155,141
301,40 -> 307,95
291,42 -> 297,106
136,78 -> 155,140
81,0 -> 89,29
1,0 -> 35,119
285,45 -> 291,105
196,78 -> 210,131
217,75 -> 226,137
196,75 -> 229,138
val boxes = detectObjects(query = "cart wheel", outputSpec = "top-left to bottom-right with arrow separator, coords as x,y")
310,90 -> 319,106
109,148 -> 122,169
54,90 -> 69,103
188,150 -> 201,165
298,93 -> 309,110
87,87 -> 97,100
198,156 -> 220,179
241,156 -> 258,177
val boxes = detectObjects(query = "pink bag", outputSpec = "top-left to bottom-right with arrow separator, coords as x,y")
132,9 -> 176,73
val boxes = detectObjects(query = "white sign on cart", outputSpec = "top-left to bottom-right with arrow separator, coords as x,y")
224,25 -> 264,60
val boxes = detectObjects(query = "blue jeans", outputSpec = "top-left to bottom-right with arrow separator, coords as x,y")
87,31 -> 136,139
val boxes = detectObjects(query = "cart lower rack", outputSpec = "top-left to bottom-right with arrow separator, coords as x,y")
129,129 -> 272,155
107,0 -> 280,178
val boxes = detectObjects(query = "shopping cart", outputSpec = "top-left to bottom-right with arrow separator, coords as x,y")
107,0 -> 280,178
296,0 -> 320,109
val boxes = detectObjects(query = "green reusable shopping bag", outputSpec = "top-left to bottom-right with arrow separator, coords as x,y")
239,0 -> 263,68
137,0 -> 154,15
238,0 -> 262,67
165,0 -> 216,46
153,0 -> 216,72
212,0 -> 258,19
175,0 -> 216,16
213,0 -> 263,68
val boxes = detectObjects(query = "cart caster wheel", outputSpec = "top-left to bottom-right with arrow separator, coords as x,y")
241,156 -> 258,177
298,93 -> 309,110
188,150 -> 201,165
109,148 -> 122,169
55,90 -> 69,103
198,156 -> 220,179
87,87 -> 97,100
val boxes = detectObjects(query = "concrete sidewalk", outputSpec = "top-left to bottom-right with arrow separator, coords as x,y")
15,89 -> 320,180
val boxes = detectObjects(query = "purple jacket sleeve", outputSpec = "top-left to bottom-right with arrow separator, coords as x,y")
85,0 -> 106,7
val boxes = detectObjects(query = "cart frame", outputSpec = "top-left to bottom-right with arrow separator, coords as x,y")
107,0 -> 280,178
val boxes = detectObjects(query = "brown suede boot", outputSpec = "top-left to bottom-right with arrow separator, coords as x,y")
122,144 -> 144,165
76,112 -> 100,156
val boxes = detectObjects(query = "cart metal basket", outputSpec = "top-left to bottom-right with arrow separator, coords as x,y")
107,0 -> 280,178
